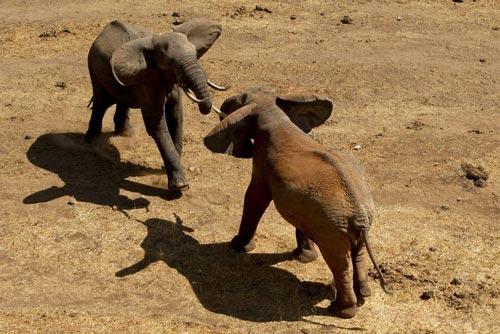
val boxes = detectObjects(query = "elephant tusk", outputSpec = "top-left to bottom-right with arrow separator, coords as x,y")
183,88 -> 209,104
211,105 -> 226,118
110,59 -> 127,87
207,79 -> 230,91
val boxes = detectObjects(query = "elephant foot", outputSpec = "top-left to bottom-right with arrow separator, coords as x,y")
84,130 -> 99,143
230,235 -> 256,253
168,177 -> 189,191
328,300 -> 357,319
114,124 -> 134,137
354,280 -> 371,306
292,247 -> 318,263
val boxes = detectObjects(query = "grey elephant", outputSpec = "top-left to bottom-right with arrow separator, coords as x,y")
86,19 -> 228,190
204,87 -> 390,318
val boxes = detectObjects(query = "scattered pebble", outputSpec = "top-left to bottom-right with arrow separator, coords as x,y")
479,58 -> 486,63
67,197 -> 77,205
39,28 -> 72,38
172,11 -> 181,17
290,15 -> 297,20
173,17 -> 184,25
55,81 -> 66,89
396,16 -> 402,21
254,5 -> 272,13
450,278 -> 462,285
436,205 -> 450,213
341,15 -> 353,24
429,246 -> 437,252
468,129 -> 484,134
24,135 -> 32,140
452,0 -> 464,3
473,179 -> 486,187
406,120 -> 425,130
420,291 -> 434,300
353,144 -> 362,150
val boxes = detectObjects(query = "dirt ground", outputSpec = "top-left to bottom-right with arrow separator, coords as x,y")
0,0 -> 499,333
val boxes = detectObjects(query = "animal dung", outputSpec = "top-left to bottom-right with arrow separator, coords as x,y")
461,162 -> 489,187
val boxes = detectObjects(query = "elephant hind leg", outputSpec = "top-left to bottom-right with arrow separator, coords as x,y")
352,241 -> 372,306
85,79 -> 113,143
292,229 -> 318,263
114,103 -> 133,137
319,233 -> 358,318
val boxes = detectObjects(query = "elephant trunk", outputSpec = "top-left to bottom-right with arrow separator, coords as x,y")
179,55 -> 212,115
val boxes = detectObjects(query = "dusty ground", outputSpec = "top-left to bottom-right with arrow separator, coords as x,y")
0,0 -> 499,333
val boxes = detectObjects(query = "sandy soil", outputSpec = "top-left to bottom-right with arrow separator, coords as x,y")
0,0 -> 499,333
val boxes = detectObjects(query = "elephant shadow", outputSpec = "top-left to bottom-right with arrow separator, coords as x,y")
23,132 -> 181,213
116,217 -> 336,322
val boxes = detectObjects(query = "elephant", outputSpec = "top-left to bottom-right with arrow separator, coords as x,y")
203,87 -> 390,318
86,18 -> 228,191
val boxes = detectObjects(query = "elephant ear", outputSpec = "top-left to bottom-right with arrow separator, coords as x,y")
172,18 -> 222,58
111,36 -> 156,86
275,95 -> 334,133
204,103 -> 257,159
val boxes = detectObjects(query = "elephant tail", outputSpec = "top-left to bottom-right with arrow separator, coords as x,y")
87,97 -> 94,109
362,229 -> 393,294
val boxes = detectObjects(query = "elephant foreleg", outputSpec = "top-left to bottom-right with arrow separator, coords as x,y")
165,89 -> 183,155
292,229 -> 318,263
114,103 -> 133,137
141,108 -> 188,191
230,177 -> 271,253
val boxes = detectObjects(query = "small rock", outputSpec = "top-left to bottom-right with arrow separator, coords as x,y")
254,5 -> 272,13
406,120 -> 425,130
493,27 -> 500,31
396,16 -> 402,21
420,291 -> 434,300
39,30 -> 57,38
24,135 -> 32,140
341,15 -> 353,24
473,179 -> 487,187
172,11 -> 181,17
450,278 -> 462,285
301,329 -> 311,334
436,205 -> 450,213
456,197 -> 462,202
429,246 -> 437,252
403,273 -> 417,281
353,144 -> 362,151
55,81 -> 66,89
479,58 -> 486,63
468,129 -> 484,134
461,162 -> 489,181
290,15 -> 297,20
67,197 -> 77,205
452,0 -> 463,3
173,17 -> 184,25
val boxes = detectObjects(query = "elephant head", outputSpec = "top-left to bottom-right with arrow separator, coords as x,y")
110,19 -> 228,115
204,87 -> 333,158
